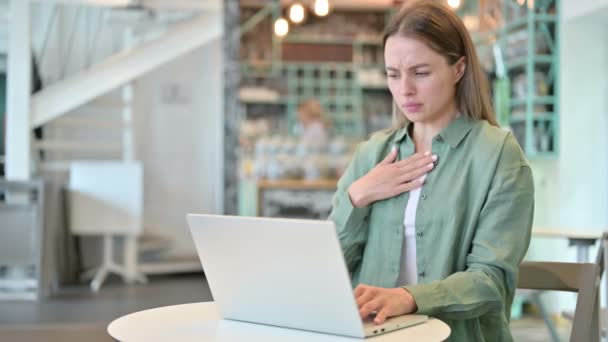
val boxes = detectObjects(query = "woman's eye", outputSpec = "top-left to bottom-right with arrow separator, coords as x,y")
415,71 -> 429,76
387,74 -> 399,79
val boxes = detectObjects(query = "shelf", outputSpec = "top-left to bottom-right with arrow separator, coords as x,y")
510,96 -> 555,107
240,98 -> 287,105
509,112 -> 555,124
283,35 -> 383,46
360,84 -> 389,90
504,14 -> 557,32
240,62 -> 277,77
356,64 -> 386,70
527,151 -> 558,159
284,35 -> 354,45
283,62 -> 354,67
257,179 -> 338,190
505,54 -> 554,71
353,35 -> 383,45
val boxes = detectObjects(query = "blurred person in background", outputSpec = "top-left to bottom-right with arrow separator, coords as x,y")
297,98 -> 332,149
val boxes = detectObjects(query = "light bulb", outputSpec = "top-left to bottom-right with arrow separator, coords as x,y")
462,15 -> 479,31
314,0 -> 330,17
527,0 -> 535,9
274,17 -> 289,37
289,3 -> 306,24
447,0 -> 461,9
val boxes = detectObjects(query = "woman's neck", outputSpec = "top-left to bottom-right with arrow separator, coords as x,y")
412,109 -> 459,153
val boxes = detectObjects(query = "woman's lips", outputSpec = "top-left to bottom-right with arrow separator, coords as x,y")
402,103 -> 422,112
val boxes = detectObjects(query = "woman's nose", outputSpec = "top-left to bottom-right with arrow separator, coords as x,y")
401,76 -> 415,96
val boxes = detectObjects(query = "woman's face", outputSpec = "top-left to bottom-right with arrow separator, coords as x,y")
384,35 -> 464,125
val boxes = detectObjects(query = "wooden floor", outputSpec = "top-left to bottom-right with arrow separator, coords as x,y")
0,273 -> 571,341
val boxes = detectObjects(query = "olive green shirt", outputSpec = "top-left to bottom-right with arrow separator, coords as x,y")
329,116 -> 534,341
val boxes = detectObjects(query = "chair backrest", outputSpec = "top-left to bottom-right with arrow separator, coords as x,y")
68,161 -> 143,236
518,234 -> 605,342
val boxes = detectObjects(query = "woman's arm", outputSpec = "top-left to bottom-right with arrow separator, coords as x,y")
403,135 -> 534,320
329,143 -> 373,274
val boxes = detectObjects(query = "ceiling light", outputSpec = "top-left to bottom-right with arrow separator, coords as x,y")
274,17 -> 289,37
527,0 -> 535,9
289,3 -> 306,24
462,15 -> 479,31
447,0 -> 461,10
314,0 -> 330,17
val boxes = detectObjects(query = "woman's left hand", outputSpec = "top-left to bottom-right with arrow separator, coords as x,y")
354,284 -> 418,325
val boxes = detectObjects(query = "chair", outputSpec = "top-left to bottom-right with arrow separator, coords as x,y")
517,235 -> 605,342
68,161 -> 147,292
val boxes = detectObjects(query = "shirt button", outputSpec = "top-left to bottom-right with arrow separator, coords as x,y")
418,271 -> 425,277
417,232 -> 423,237
421,194 -> 427,200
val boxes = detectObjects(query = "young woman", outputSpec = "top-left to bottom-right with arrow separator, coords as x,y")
329,1 -> 534,341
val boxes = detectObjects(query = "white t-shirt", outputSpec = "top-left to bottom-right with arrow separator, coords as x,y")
396,181 -> 422,286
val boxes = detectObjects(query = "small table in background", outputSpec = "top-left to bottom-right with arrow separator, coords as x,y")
531,227 -> 606,342
532,227 -> 603,263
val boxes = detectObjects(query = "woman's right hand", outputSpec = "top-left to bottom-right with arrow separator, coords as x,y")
347,146 -> 437,208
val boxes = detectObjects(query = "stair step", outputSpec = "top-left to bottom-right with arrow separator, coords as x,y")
38,160 -> 119,173
33,140 -> 122,152
54,117 -> 125,129
67,105 -> 125,118
139,257 -> 202,275
139,234 -> 172,254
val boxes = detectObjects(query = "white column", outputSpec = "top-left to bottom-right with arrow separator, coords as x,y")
6,0 -> 32,180
122,27 -> 134,162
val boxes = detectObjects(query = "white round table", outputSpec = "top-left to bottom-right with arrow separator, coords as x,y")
108,302 -> 450,341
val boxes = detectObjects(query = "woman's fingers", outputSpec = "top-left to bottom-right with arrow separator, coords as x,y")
389,178 -> 424,197
354,285 -> 364,298
396,166 -> 430,185
355,289 -> 375,307
379,146 -> 398,165
359,299 -> 382,320
359,150 -> 438,205
395,153 -> 436,172
373,307 -> 391,325
355,285 -> 411,323
394,151 -> 430,167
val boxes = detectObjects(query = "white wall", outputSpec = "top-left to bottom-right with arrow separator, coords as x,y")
527,3 -> 608,314
25,3 -> 224,261
0,0 -> 7,61
135,39 -> 224,257
563,0 -> 608,21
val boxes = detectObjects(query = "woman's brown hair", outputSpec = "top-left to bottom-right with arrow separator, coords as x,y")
383,0 -> 498,128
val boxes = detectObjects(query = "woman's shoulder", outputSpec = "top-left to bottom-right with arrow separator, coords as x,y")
362,128 -> 401,151
351,128 -> 401,163
471,120 -> 529,169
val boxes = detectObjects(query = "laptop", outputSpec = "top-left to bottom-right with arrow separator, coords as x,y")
186,214 -> 428,339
